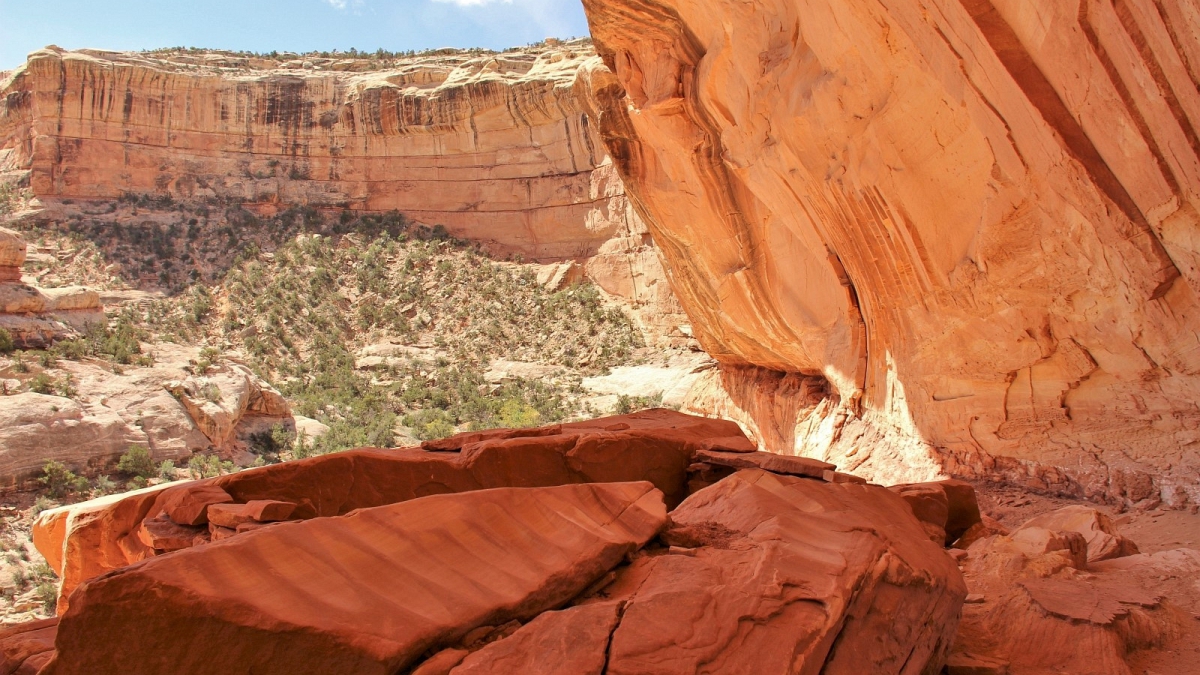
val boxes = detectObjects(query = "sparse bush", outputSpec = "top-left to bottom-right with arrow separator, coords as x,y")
28,373 -> 53,395
187,454 -> 235,480
92,475 -> 117,496
157,460 -> 177,481
117,445 -> 155,479
55,374 -> 77,398
38,461 -> 88,499
615,393 -> 663,415
0,328 -> 13,354
31,496 -> 54,516
200,382 -> 222,402
36,581 -> 57,614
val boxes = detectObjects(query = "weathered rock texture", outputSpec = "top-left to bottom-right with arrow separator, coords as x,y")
44,482 -> 667,675
590,469 -> 966,674
0,44 -> 611,260
28,414 -> 967,674
0,227 -> 103,348
581,0 -> 1200,505
0,45 -> 690,343
32,409 -> 745,612
0,344 -> 292,487
953,505 -> 1190,675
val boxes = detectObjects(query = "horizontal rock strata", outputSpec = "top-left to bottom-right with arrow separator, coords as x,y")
0,45 -> 625,263
581,0 -> 1200,505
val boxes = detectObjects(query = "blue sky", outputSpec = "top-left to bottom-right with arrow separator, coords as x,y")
0,0 -> 591,70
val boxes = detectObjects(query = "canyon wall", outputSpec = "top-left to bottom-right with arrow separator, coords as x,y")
0,43 -> 689,341
582,0 -> 1200,506
0,43 -> 631,261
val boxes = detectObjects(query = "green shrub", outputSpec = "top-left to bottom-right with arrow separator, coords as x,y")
187,454 -> 235,480
28,373 -> 54,395
36,581 -> 57,614
0,328 -> 13,354
157,460 -> 177,481
117,445 -> 155,479
55,374 -> 77,398
38,461 -> 88,498
92,475 -> 117,496
615,393 -> 663,415
30,496 -> 54,516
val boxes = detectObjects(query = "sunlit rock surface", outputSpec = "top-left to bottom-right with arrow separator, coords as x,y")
581,0 -> 1200,505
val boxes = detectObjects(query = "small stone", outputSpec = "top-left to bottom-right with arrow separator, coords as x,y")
207,500 -> 296,529
160,484 -> 234,526
137,515 -> 206,552
965,593 -> 986,603
411,648 -> 469,675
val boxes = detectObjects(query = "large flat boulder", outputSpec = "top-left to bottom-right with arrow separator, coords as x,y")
44,482 -> 667,675
35,410 -> 747,611
0,393 -> 144,485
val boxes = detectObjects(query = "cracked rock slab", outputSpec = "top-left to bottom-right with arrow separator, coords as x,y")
44,482 -> 667,675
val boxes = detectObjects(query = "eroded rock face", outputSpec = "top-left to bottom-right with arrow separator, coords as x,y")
0,46 -> 691,345
581,0 -> 1200,505
0,345 -> 292,487
953,506 -> 1188,675
0,45 -> 623,263
0,227 -> 104,349
572,469 -> 965,674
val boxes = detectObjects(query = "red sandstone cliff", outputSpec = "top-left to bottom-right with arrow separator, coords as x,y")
0,43 -> 688,342
0,43 -> 630,261
581,0 -> 1200,507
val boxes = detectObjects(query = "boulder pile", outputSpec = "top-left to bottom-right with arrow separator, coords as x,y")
12,410 -> 972,674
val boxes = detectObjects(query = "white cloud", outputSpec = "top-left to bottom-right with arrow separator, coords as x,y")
324,0 -> 348,8
324,0 -> 366,9
431,0 -> 514,7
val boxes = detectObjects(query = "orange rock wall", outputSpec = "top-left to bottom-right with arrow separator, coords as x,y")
0,46 -> 631,261
582,0 -> 1200,505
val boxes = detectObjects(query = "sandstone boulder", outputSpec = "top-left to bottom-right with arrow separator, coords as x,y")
0,393 -> 143,485
206,500 -> 295,528
889,479 -> 983,546
0,344 -> 293,487
0,227 -> 25,280
0,617 -> 57,674
31,483 -> 178,615
164,362 -> 290,448
591,469 -> 966,673
32,410 -> 756,614
1008,528 -> 1089,571
449,601 -> 621,675
158,484 -> 234,526
1014,506 -> 1139,563
45,482 -> 667,675
692,448 -> 833,479
953,516 -> 1187,674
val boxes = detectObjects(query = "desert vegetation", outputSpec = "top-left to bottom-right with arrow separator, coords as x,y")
10,199 -> 653,455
